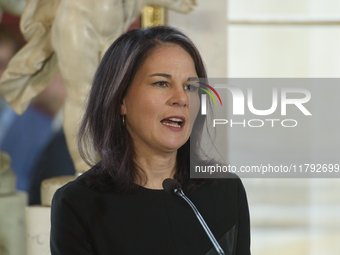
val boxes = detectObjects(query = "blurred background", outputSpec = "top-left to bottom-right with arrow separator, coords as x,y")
0,0 -> 339,254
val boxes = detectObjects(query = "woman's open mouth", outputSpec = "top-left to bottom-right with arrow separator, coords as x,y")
161,116 -> 185,129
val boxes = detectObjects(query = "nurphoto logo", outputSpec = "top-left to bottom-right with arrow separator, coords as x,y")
198,82 -> 312,128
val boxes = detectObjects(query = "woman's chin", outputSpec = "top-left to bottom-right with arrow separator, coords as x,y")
158,136 -> 189,151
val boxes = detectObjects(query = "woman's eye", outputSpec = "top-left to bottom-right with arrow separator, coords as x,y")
184,84 -> 198,92
153,81 -> 168,87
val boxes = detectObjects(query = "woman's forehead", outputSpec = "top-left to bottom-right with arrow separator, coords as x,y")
136,44 -> 196,78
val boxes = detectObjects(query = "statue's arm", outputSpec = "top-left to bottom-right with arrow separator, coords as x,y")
145,0 -> 196,14
0,0 -> 27,16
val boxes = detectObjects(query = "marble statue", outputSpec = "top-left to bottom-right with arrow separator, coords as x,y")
0,153 -> 26,255
0,0 -> 196,174
0,152 -> 16,195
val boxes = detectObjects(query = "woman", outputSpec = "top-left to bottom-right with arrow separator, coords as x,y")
50,26 -> 251,255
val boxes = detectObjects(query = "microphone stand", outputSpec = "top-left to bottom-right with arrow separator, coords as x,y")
172,186 -> 225,255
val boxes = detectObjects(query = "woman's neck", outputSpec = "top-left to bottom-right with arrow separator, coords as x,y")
134,151 -> 177,190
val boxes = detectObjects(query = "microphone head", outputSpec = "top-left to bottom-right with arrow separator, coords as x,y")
162,178 -> 182,195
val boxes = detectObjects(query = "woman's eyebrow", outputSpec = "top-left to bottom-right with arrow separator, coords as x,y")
188,77 -> 199,81
149,73 -> 172,78
149,74 -> 199,81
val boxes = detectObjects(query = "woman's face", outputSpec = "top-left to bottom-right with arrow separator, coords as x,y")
120,44 -> 200,155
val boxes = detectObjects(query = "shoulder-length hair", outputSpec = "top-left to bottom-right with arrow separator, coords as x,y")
78,26 -> 209,194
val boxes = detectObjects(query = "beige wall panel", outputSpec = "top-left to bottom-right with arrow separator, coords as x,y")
168,0 -> 227,77
228,25 -> 340,77
229,0 -> 340,17
309,27 -> 340,77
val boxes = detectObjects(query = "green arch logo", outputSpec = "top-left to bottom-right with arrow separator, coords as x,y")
197,82 -> 223,106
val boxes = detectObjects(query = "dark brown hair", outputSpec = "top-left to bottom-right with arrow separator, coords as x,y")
78,26 -> 209,193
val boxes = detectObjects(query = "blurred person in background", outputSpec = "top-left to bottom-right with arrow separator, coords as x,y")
0,25 -> 68,191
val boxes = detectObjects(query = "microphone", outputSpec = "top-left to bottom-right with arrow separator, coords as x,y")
162,178 -> 225,255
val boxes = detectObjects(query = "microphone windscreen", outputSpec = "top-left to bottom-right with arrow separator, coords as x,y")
162,178 -> 182,195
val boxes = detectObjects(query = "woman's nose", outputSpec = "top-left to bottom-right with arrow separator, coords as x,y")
168,85 -> 188,107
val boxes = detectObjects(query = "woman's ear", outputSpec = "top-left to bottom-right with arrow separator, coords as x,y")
120,98 -> 127,115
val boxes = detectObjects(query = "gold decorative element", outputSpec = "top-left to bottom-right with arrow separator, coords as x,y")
141,5 -> 166,28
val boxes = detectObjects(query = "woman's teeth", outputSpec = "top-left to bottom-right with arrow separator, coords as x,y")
168,118 -> 183,122
161,117 -> 183,128
163,122 -> 181,128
